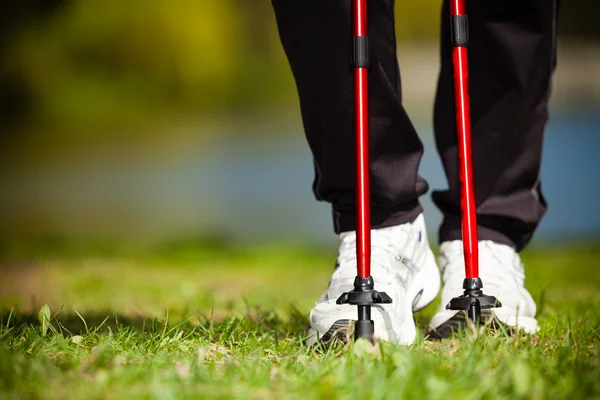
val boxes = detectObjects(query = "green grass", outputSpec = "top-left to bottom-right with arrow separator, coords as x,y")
0,239 -> 599,399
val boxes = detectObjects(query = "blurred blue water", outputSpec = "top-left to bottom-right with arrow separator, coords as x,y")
190,110 -> 600,246
1,109 -> 599,246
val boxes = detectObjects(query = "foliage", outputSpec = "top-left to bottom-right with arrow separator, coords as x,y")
1,1 -> 293,130
0,0 -> 597,132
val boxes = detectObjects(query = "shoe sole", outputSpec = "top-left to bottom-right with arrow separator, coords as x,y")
426,310 -> 538,339
305,250 -> 441,347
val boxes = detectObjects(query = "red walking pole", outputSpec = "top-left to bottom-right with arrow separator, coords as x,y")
445,0 -> 501,324
354,0 -> 370,282
336,0 -> 392,344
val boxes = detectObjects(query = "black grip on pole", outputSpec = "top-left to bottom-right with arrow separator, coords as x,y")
352,36 -> 370,68
450,15 -> 469,47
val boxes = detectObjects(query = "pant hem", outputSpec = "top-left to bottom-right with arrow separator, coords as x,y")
438,215 -> 519,251
333,201 -> 423,234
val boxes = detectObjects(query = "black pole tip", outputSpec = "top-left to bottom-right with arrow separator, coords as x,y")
336,275 -> 392,343
354,319 -> 375,343
446,278 -> 501,325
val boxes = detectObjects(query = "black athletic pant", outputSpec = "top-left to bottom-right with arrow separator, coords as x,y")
272,0 -> 559,252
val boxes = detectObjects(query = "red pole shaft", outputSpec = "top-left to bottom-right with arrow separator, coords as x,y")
354,0 -> 370,278
450,0 -> 478,279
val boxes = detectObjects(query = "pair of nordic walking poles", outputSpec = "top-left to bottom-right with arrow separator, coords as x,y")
336,0 -> 500,343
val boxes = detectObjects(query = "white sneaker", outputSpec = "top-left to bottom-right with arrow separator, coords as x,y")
428,240 -> 538,338
305,214 -> 441,346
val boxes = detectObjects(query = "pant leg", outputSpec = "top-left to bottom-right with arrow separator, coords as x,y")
432,0 -> 559,251
271,0 -> 428,233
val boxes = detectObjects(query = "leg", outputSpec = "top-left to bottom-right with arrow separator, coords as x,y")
271,0 -> 428,233
433,0 -> 559,251
428,0 -> 559,338
272,0 -> 441,347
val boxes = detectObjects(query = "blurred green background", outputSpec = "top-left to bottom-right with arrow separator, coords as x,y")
0,0 -> 599,247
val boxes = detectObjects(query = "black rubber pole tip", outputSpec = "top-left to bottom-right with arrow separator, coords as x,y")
354,319 -> 375,343
467,298 -> 482,324
446,278 -> 501,326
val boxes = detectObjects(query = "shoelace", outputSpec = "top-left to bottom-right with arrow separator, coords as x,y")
441,241 -> 525,293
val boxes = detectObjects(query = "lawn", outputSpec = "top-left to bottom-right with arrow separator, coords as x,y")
0,237 -> 599,399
